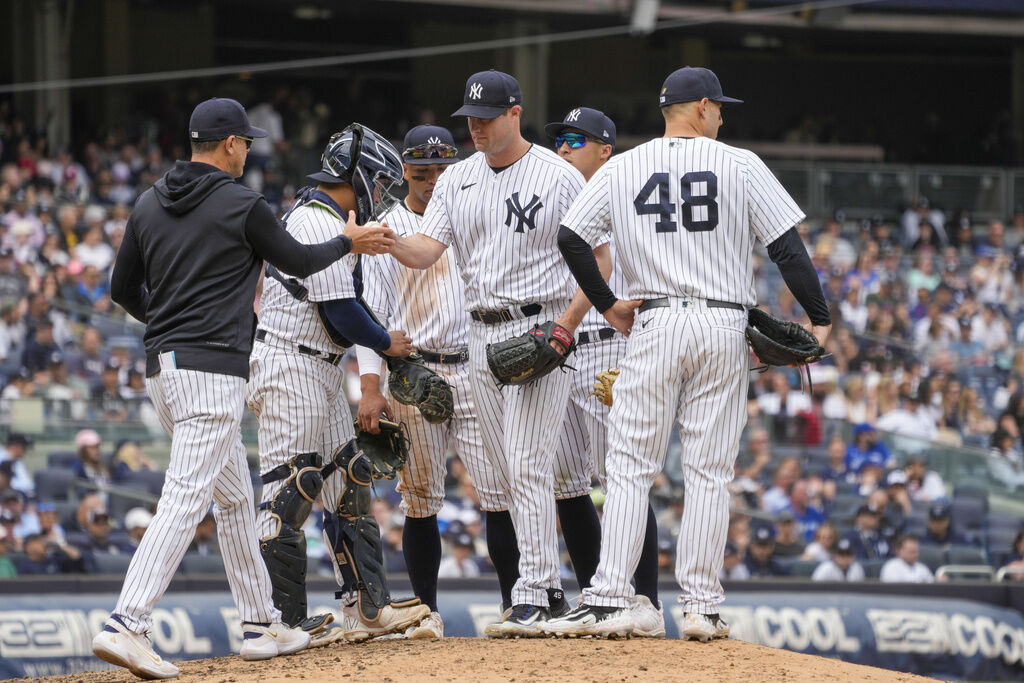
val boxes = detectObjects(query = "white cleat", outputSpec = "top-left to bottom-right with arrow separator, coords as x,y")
239,622 -> 311,661
681,612 -> 730,642
407,611 -> 444,639
537,603 -> 635,639
341,602 -> 431,642
629,595 -> 666,638
92,616 -> 180,680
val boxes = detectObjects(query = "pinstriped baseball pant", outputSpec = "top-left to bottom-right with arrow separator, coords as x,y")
115,367 -> 279,633
583,302 -> 748,613
467,314 -> 572,607
389,359 -> 508,517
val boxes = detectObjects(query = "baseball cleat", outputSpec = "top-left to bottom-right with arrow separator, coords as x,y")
340,602 -> 430,642
681,612 -> 730,642
538,603 -> 635,639
239,621 -> 311,661
92,615 -> 180,680
484,603 -> 552,638
407,611 -> 444,639
629,595 -> 666,638
307,626 -> 348,648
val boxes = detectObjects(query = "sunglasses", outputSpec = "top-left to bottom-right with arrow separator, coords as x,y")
555,133 -> 600,149
403,143 -> 458,160
234,135 -> 253,150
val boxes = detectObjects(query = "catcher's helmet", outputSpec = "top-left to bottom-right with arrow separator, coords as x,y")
307,123 -> 404,223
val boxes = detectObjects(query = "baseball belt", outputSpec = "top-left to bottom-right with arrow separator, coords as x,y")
417,347 -> 469,364
469,303 -> 543,324
577,327 -> 618,346
255,329 -> 343,366
639,297 -> 744,313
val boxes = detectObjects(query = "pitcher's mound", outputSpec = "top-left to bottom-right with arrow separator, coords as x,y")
29,637 -> 934,682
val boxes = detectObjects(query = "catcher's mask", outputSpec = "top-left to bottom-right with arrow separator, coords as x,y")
307,123 -> 404,223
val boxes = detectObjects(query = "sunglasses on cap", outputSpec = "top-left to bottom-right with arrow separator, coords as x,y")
403,143 -> 458,160
234,135 -> 253,150
555,133 -> 601,149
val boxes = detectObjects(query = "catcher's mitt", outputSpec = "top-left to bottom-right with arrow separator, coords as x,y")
589,367 -> 620,407
745,308 -> 825,367
385,353 -> 454,424
486,321 -> 576,387
354,418 -> 409,480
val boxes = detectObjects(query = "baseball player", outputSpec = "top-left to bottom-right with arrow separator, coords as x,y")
249,124 -> 429,645
545,107 -> 664,637
542,67 -> 831,639
387,70 -> 601,636
96,99 -> 392,677
355,124 -> 507,639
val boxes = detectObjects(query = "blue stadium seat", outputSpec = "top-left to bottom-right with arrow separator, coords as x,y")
34,468 -> 77,501
46,451 -> 78,468
863,559 -> 885,579
180,553 -> 225,575
950,497 -> 986,532
121,470 -> 165,497
91,552 -> 133,575
917,545 -> 945,572
788,559 -> 820,577
952,486 -> 989,513
945,545 -> 987,566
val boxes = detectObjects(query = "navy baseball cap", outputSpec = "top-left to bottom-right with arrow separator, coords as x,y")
452,70 -> 522,119
544,107 -> 616,147
402,125 -> 459,165
189,98 -> 268,142
659,67 -> 743,108
835,538 -> 854,554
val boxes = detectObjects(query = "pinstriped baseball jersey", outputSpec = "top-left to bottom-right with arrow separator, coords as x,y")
257,200 -> 359,354
357,202 -> 468,367
563,137 -> 804,305
419,145 -> 585,310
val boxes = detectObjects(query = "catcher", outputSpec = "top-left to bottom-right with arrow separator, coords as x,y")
248,125 -> 429,646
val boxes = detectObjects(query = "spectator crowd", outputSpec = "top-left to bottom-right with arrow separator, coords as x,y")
0,97 -> 1023,585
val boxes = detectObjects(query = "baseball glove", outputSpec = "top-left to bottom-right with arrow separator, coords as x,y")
590,368 -> 620,407
354,418 -> 409,480
486,321 -> 576,387
385,353 -> 454,424
745,308 -> 825,367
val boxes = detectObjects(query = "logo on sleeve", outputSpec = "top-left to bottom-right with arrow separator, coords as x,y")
469,83 -> 483,99
504,192 -> 543,233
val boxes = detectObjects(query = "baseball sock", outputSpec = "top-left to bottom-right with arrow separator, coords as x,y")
402,515 -> 441,612
556,494 -> 601,589
633,503 -> 660,605
485,510 -> 520,610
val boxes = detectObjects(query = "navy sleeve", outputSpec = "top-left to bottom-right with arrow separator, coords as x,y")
766,227 -> 831,327
321,298 -> 391,351
245,199 -> 353,278
109,219 -> 149,322
557,225 -> 617,313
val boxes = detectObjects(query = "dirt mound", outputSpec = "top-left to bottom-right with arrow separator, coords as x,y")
24,637 -> 934,683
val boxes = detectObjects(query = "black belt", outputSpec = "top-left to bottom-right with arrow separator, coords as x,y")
255,329 -> 343,366
638,297 -> 745,313
577,327 -> 617,345
418,348 -> 469,364
469,303 -> 543,325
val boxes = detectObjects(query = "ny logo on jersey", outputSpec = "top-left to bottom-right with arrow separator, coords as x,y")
427,136 -> 441,144
566,108 -> 581,122
504,192 -> 543,233
469,83 -> 483,99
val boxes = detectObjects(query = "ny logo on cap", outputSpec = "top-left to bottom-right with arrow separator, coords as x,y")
427,136 -> 441,144
469,83 -> 483,100
566,108 -> 581,122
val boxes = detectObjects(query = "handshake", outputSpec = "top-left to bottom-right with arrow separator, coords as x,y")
343,210 -> 396,256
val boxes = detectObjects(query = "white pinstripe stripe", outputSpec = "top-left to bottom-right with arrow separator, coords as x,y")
115,369 -> 278,632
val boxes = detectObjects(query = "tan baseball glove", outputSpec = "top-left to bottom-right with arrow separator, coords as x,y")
590,367 -> 620,407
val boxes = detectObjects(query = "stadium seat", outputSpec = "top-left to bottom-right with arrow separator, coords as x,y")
917,545 -> 945,572
985,512 -> 1022,531
46,451 -> 78,468
122,470 -> 165,497
91,552 -> 133,575
986,527 -> 1022,559
107,491 -> 139,522
863,559 -> 885,579
830,493 -> 863,518
34,468 -> 77,501
952,486 -> 989,513
788,559 -> 820,577
950,497 -> 986,532
180,553 -> 225,575
945,545 -> 988,566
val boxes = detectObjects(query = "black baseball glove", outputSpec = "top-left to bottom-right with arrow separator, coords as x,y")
385,353 -> 455,424
745,308 -> 826,367
354,418 -> 409,480
486,320 -> 576,387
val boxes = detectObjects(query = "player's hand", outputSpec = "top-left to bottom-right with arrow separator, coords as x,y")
383,330 -> 413,357
550,315 -> 578,354
603,299 -> 642,336
809,323 -> 832,348
357,389 -> 393,434
345,211 -> 395,255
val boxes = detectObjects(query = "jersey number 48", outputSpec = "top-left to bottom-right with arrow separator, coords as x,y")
633,171 -> 718,233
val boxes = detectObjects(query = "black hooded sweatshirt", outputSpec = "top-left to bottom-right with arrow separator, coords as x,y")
110,161 -> 352,379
